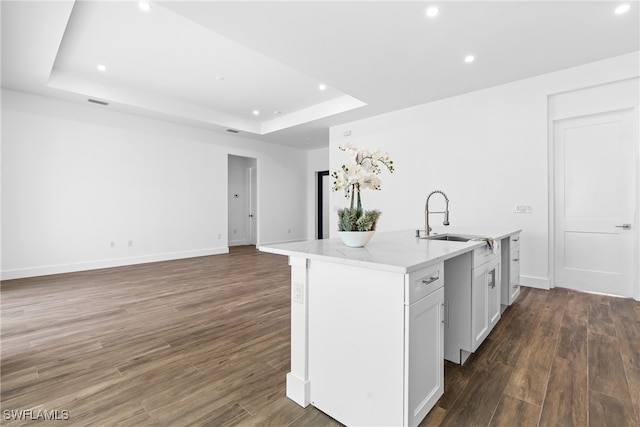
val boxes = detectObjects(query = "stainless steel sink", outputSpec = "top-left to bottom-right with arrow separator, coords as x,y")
420,234 -> 479,242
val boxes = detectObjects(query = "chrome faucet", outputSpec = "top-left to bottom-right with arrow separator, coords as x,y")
425,190 -> 450,236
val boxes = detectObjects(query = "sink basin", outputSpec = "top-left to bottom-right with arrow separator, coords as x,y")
420,234 -> 479,242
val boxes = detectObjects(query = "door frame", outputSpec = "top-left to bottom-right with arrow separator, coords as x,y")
547,78 -> 640,300
246,165 -> 258,245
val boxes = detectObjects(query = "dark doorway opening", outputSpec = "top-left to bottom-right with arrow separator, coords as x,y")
317,171 -> 330,239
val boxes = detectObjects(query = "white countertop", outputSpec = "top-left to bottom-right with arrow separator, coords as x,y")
259,228 -> 521,274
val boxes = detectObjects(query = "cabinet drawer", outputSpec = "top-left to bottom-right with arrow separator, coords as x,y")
406,262 -> 443,305
510,233 -> 521,249
510,274 -> 520,288
510,247 -> 520,277
473,240 -> 501,268
510,263 -> 520,280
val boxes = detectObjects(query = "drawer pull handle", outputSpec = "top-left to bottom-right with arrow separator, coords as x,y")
512,258 -> 519,262
513,238 -> 519,242
422,275 -> 439,286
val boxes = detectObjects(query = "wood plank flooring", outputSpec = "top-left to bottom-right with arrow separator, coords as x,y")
2,246 -> 639,426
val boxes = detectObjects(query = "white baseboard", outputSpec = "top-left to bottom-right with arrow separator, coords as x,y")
521,275 -> 550,290
286,372 -> 311,408
1,247 -> 229,281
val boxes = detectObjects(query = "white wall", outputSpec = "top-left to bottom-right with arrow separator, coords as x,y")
307,147 -> 329,239
329,52 -> 640,290
1,89 -> 308,279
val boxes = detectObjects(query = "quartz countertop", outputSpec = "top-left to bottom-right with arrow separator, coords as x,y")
259,228 -> 521,274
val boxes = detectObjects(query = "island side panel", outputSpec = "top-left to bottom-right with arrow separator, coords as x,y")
307,260 -> 406,427
286,256 -> 311,407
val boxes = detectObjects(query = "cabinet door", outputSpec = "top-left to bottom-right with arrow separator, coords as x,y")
405,287 -> 444,427
472,258 -> 501,350
471,263 -> 490,351
487,258 -> 501,330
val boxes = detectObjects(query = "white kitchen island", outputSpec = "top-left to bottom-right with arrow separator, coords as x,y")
259,228 -> 521,427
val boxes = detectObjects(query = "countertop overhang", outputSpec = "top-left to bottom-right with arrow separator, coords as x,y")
259,228 -> 521,274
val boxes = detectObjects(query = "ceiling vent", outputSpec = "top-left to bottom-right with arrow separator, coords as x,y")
226,129 -> 239,133
88,98 -> 109,106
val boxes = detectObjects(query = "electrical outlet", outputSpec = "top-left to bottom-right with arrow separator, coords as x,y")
217,234 -> 222,239
288,228 -> 291,234
110,241 -> 115,248
293,281 -> 304,304
128,240 -> 133,247
514,205 -> 533,214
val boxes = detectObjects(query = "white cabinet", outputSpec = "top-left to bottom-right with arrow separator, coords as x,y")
501,233 -> 521,306
405,286 -> 444,427
509,234 -> 521,303
444,240 -> 501,364
471,256 -> 501,349
307,260 -> 444,427
488,259 -> 501,328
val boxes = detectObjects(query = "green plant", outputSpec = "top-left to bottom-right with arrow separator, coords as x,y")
337,208 -> 381,232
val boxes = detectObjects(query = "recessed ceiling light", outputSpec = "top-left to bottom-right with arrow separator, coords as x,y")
215,76 -> 225,81
318,84 -> 327,91
426,7 -> 439,18
253,110 -> 260,116
138,2 -> 151,11
273,110 -> 282,115
615,3 -> 630,14
96,64 -> 107,72
464,55 -> 475,63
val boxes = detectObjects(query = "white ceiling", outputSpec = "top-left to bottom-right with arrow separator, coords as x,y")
2,1 -> 639,149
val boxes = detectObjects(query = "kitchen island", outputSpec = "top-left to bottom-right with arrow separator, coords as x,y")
259,228 -> 521,427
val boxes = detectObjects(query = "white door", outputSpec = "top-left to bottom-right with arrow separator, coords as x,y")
554,110 -> 635,297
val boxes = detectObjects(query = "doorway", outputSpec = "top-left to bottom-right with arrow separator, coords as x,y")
317,171 -> 330,239
228,155 -> 258,246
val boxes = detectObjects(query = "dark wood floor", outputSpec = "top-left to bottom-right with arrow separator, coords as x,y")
1,246 -> 638,426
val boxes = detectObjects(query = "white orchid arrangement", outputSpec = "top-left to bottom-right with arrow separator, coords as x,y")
332,143 -> 394,231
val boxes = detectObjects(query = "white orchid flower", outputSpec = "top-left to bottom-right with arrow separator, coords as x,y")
332,143 -> 394,201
